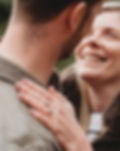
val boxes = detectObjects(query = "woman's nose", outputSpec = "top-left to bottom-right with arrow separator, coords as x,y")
89,40 -> 99,48
75,33 -> 101,55
84,32 -> 101,49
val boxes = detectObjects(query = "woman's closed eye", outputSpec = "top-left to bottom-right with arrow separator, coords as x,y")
104,29 -> 120,40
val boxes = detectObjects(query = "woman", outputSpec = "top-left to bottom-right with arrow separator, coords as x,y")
16,2 -> 120,151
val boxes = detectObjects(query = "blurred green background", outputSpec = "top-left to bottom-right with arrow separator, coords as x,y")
0,0 -> 11,35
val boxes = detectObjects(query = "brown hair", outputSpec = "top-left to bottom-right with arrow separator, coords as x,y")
15,0 -> 101,23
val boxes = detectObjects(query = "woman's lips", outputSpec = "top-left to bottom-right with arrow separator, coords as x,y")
82,55 -> 107,62
77,47 -> 108,62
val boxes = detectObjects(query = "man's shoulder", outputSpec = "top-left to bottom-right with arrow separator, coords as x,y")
0,77 -> 15,91
0,79 -> 17,107
0,79 -> 62,151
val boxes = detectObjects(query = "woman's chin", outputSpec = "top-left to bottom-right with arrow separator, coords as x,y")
75,67 -> 103,82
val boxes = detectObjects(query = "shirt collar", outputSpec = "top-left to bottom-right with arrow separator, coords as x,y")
0,56 -> 41,85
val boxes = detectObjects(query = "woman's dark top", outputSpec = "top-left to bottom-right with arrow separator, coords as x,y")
93,94 -> 120,151
49,71 -> 120,151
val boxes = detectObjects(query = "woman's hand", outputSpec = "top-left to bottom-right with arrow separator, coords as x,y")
16,79 -> 93,151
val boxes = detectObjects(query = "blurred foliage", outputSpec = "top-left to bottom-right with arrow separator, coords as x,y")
57,55 -> 75,70
0,0 -> 11,35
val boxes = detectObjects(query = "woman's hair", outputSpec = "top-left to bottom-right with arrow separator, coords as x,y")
60,65 -> 91,120
104,94 -> 120,132
60,65 -> 82,118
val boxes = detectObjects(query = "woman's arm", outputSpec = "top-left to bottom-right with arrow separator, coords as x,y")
16,79 -> 93,151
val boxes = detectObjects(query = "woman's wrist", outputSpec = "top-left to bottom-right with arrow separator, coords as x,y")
67,139 -> 93,151
67,127 -> 93,151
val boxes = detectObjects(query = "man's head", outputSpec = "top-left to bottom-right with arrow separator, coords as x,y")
11,0 -> 103,59
14,0 -> 100,23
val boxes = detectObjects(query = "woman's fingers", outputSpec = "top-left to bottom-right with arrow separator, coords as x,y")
31,108 -> 77,151
16,80 -> 75,119
16,79 -> 53,100
16,79 -> 69,107
18,90 -> 61,121
30,109 -> 54,130
48,87 -> 75,114
17,87 -> 60,116
19,93 -> 51,115
48,87 -> 67,102
31,108 -> 70,148
16,79 -> 38,91
18,87 -> 52,106
30,109 -> 64,135
31,109 -> 68,141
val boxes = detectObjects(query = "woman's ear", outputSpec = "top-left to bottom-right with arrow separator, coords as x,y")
69,2 -> 87,32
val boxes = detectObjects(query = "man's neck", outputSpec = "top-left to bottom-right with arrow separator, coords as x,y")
0,22 -> 61,85
87,79 -> 120,113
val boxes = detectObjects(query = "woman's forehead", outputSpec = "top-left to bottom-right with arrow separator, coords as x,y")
92,11 -> 120,31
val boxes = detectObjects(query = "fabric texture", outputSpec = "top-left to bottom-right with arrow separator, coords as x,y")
0,56 -> 63,151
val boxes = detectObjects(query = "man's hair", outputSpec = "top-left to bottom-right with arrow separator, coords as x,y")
16,0 -> 100,23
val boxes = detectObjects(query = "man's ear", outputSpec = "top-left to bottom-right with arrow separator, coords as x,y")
69,2 -> 87,32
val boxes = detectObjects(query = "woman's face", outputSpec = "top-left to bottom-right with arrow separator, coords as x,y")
75,11 -> 120,83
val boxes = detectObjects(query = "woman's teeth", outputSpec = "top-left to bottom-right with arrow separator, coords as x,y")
83,55 -> 107,62
84,55 -> 100,61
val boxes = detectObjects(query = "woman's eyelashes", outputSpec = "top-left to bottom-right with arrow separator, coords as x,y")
103,29 -> 120,40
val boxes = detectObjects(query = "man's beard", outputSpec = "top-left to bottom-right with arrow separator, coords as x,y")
59,28 -> 82,61
59,11 -> 91,61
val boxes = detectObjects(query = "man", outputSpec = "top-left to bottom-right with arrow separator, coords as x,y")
0,0 -> 103,150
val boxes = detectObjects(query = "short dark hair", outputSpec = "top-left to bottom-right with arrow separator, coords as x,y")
16,0 -> 100,23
